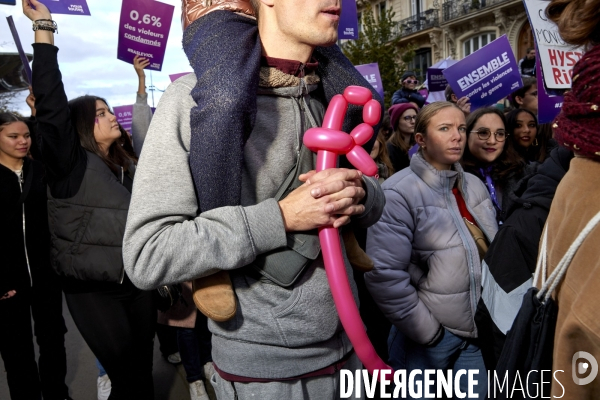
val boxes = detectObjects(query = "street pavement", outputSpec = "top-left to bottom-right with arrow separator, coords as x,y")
0,295 -> 195,400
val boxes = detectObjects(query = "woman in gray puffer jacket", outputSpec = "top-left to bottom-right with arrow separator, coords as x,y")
365,102 -> 498,399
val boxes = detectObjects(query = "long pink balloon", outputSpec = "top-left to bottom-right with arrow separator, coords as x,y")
303,86 -> 391,377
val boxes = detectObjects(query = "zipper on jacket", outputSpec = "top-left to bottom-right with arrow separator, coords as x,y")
17,171 -> 33,287
445,178 -> 478,335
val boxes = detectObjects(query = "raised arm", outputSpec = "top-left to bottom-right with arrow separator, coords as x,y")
131,55 -> 152,156
24,0 -> 85,182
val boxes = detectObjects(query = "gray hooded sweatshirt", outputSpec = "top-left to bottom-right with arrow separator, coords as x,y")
122,71 -> 384,379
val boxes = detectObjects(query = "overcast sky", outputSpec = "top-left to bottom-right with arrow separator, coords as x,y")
1,0 -> 189,115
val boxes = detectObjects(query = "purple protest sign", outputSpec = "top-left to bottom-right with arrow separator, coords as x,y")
535,53 -> 563,124
113,105 -> 133,132
6,16 -> 32,84
338,0 -> 358,40
117,0 -> 175,72
443,35 -> 523,110
427,68 -> 447,92
38,0 -> 90,15
355,63 -> 384,100
169,72 -> 191,82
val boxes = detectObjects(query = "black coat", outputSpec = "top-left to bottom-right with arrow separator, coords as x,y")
0,158 -> 52,295
475,147 -> 573,369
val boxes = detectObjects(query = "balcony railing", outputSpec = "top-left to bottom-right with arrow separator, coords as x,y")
441,0 -> 514,22
393,9 -> 439,39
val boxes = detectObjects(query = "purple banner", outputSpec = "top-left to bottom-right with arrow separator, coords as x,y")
114,105 -> 133,132
169,72 -> 191,82
443,35 -> 523,110
535,53 -> 563,124
427,68 -> 447,92
355,63 -> 384,100
6,16 -> 32,84
117,0 -> 175,72
338,0 -> 358,40
38,0 -> 90,15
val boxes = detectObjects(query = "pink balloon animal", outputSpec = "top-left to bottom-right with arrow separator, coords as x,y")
303,86 -> 392,377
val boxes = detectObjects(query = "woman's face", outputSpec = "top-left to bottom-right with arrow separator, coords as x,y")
93,100 -> 121,152
512,111 -> 537,149
370,139 -> 380,160
397,109 -> 417,136
0,121 -> 31,162
416,107 -> 466,170
467,113 -> 506,164
516,86 -> 538,115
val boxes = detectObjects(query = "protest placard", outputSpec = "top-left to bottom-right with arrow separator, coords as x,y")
355,63 -> 383,100
38,0 -> 90,15
523,0 -> 583,89
427,68 -> 447,92
169,72 -> 191,82
117,0 -> 174,72
535,53 -> 563,124
443,35 -> 522,110
5,16 -> 32,84
113,105 -> 133,132
338,0 -> 358,40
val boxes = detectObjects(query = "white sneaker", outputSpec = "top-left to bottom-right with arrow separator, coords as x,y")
203,361 -> 216,381
97,374 -> 111,400
167,351 -> 182,364
189,379 -> 210,400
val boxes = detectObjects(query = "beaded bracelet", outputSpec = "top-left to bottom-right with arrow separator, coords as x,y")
32,19 -> 58,34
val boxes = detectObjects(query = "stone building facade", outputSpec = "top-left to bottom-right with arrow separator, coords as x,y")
356,0 -> 535,82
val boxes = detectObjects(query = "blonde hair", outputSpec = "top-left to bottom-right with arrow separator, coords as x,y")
414,101 -> 461,137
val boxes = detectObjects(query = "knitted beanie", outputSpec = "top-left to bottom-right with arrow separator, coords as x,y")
389,103 -> 418,130
553,44 -> 600,158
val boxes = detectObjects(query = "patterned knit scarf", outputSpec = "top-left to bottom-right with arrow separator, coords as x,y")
554,44 -> 600,158
182,11 -> 383,212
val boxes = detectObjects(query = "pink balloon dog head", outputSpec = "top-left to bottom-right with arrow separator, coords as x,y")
303,86 -> 381,177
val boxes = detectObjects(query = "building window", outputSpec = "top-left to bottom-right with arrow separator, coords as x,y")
463,32 -> 496,56
409,48 -> 432,83
378,1 -> 386,19
411,0 -> 425,16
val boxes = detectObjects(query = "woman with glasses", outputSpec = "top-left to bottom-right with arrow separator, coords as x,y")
391,71 -> 425,108
506,108 -> 551,163
366,102 -> 498,398
386,103 -> 419,173
462,107 -> 531,223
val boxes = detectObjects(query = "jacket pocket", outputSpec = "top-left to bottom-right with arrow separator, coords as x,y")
70,209 -> 93,254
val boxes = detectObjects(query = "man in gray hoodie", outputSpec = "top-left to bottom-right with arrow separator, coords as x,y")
123,0 -> 384,398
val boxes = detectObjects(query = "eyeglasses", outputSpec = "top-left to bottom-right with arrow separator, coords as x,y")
471,128 -> 508,142
403,115 -> 417,122
404,79 -> 419,85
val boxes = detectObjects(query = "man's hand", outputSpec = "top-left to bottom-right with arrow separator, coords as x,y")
1,290 -> 16,301
26,86 -> 36,116
456,96 -> 471,115
279,168 -> 366,231
133,55 -> 150,77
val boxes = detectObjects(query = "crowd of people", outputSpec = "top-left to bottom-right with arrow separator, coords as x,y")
1,0 -> 599,399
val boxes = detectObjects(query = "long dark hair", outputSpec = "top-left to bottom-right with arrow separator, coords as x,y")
68,96 -> 136,174
462,107 -> 525,186
0,112 -> 22,129
506,108 -> 548,162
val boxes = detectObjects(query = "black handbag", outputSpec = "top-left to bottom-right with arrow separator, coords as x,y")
495,212 -> 600,399
154,284 -> 186,312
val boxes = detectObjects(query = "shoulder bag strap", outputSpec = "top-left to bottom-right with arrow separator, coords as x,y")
537,210 -> 600,302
